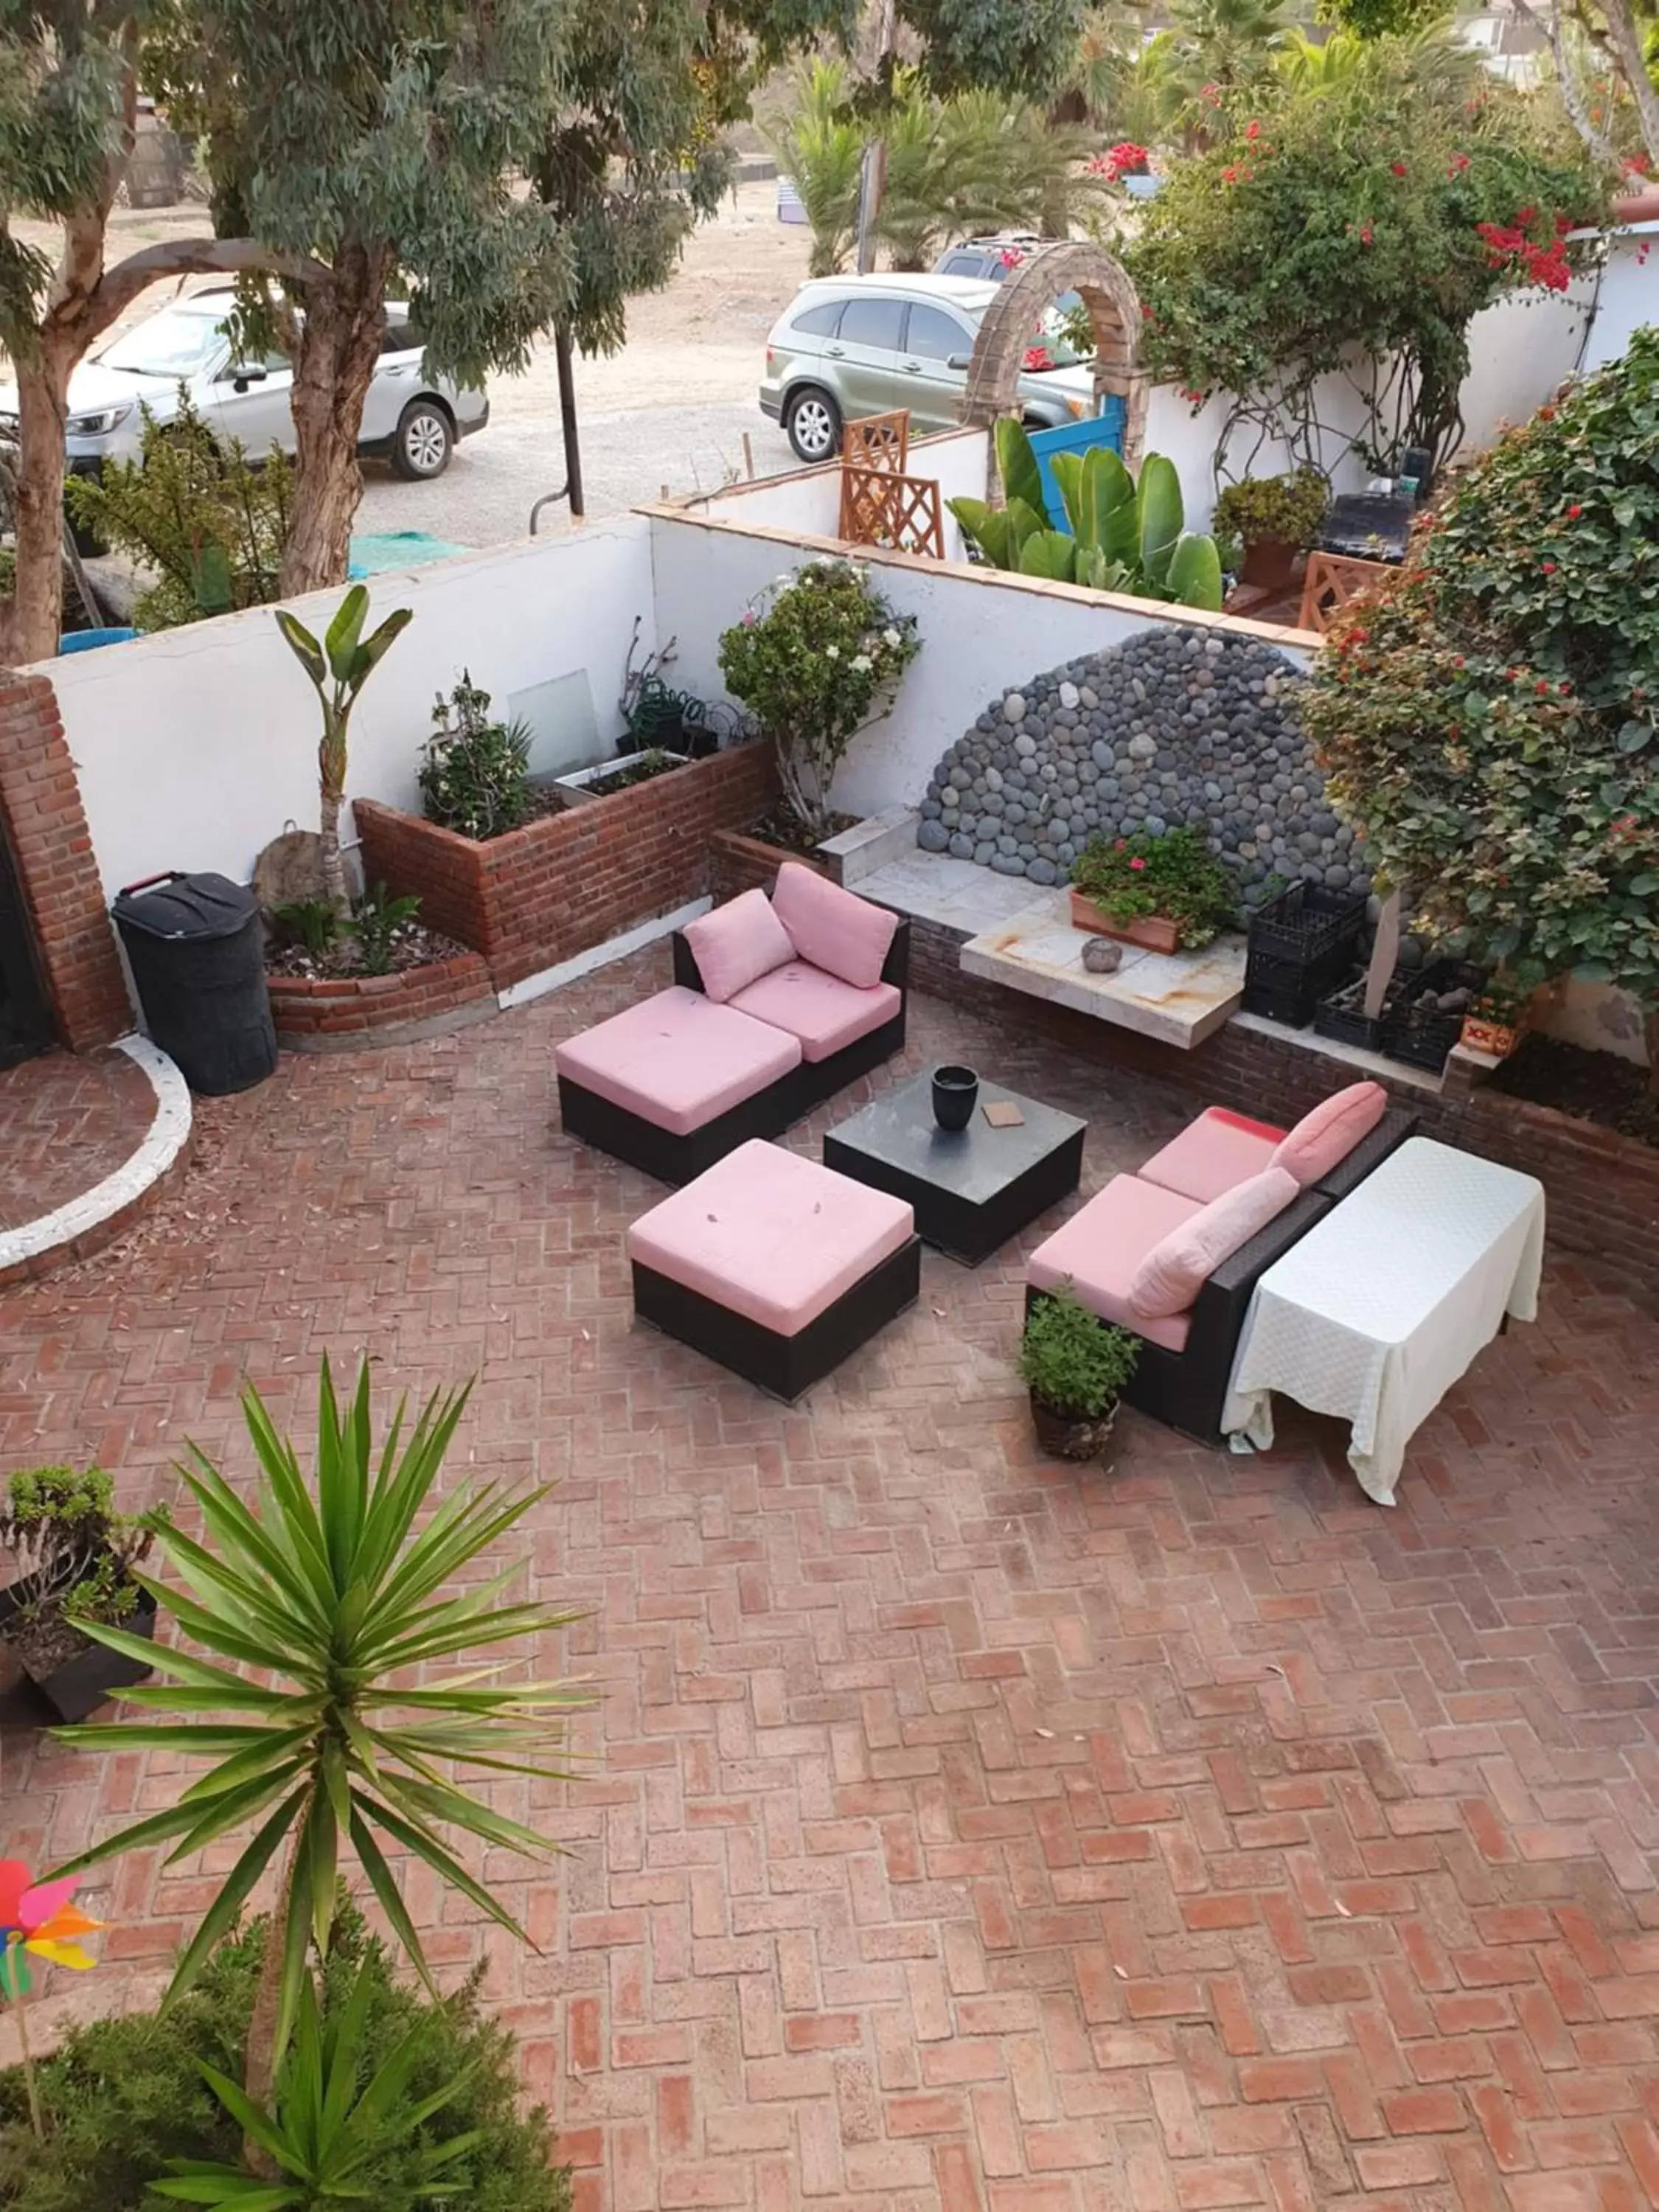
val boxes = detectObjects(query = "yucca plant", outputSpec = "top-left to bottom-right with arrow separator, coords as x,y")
276,587 -> 413,914
51,1362 -> 585,2104
153,1959 -> 480,2211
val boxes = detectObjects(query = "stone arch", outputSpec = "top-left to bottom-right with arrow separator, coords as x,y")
962,240 -> 1148,476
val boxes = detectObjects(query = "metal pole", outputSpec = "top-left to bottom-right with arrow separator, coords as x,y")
555,322 -> 585,520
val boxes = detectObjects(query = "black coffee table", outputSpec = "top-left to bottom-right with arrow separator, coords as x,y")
823,1073 -> 1085,1265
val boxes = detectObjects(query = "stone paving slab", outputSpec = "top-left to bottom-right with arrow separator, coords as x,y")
3,950 -> 1658,2211
962,894 -> 1248,1049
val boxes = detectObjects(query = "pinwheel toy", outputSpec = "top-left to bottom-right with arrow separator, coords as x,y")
0,1859 -> 102,1998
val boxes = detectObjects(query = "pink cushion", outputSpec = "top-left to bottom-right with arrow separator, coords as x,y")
1026,1175 -> 1205,1354
555,987 -> 800,1137
1138,1107 -> 1288,1206
1127,1166 -> 1299,1321
771,862 -> 899,990
728,961 -> 901,1063
628,1139 -> 914,1335
683,888 -> 794,1004
1270,1082 -> 1388,1188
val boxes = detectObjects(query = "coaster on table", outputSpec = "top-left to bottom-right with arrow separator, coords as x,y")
982,1100 -> 1024,1128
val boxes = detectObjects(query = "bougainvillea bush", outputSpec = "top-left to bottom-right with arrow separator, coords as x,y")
1301,330 -> 1659,1088
1125,36 -> 1603,470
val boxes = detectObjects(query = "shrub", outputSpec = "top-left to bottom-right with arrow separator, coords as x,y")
1301,328 -> 1659,1089
1071,824 -> 1237,947
62,396 -> 291,631
1212,467 -> 1328,551
718,559 -> 920,840
420,672 -> 535,841
1018,1287 -> 1139,1416
0,1466 -> 161,1666
0,1905 -> 571,2212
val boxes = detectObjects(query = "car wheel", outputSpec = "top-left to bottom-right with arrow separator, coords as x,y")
391,400 -> 453,481
785,386 -> 841,465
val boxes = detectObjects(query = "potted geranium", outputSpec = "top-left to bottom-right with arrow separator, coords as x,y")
1019,1287 -> 1140,1460
1212,469 -> 1329,596
1070,825 -> 1236,953
0,1465 -> 164,1723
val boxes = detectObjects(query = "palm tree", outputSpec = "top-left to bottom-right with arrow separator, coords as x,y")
762,60 -> 863,277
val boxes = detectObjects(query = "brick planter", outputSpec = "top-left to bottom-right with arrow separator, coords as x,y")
708,827 -> 828,904
268,950 -> 493,1046
355,745 -> 777,992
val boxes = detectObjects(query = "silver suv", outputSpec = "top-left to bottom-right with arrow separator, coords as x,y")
759,274 -> 1094,464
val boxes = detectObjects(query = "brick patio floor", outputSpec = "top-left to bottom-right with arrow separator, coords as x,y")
4,947 -> 1659,2211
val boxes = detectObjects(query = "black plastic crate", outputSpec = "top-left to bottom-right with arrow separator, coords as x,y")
1380,960 -> 1485,1074
1246,881 -> 1367,972
1312,973 -> 1383,1051
1241,970 -> 1319,1028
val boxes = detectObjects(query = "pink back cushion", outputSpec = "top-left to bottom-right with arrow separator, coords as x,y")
771,861 -> 900,990
1127,1166 -> 1299,1321
682,888 -> 794,1003
1270,1081 -> 1388,1187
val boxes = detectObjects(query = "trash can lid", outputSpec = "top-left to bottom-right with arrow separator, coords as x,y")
112,871 -> 260,942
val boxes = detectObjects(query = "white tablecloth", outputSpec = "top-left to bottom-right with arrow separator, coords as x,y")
1221,1138 -> 1545,1505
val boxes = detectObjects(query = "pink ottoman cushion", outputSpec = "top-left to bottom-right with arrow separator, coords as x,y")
1138,1106 -> 1288,1205
1127,1165 -> 1298,1320
771,862 -> 899,990
682,888 -> 794,1004
728,961 -> 901,1062
1026,1176 -> 1206,1354
628,1139 -> 914,1335
555,987 -> 800,1137
1271,1081 -> 1388,1186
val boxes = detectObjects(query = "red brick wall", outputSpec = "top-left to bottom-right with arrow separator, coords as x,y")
355,744 -> 777,991
268,950 -> 492,1044
708,827 -> 827,904
903,912 -> 1659,1301
0,669 -> 131,1050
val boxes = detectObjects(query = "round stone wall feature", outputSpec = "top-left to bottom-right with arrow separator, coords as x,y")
919,625 -> 1369,902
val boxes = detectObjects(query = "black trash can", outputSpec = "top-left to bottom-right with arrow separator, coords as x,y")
113,871 -> 277,1096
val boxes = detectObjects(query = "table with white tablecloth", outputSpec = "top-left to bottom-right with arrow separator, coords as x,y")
1221,1137 -> 1546,1505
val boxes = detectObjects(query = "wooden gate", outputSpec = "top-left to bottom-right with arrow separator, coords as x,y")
0,819 -> 52,1068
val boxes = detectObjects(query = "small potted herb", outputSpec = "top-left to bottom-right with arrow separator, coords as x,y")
1019,1287 -> 1140,1461
1211,469 -> 1329,595
0,1466 -> 165,1724
1070,825 -> 1236,953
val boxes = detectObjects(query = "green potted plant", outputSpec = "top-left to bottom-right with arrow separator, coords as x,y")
1459,970 -> 1535,1060
0,1467 -> 164,1725
1211,469 -> 1329,595
1070,825 -> 1237,953
1019,1287 -> 1140,1460
419,672 -> 535,840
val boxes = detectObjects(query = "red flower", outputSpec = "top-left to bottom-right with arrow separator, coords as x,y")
1391,161 -> 1408,176
1536,680 -> 1550,695
1542,559 -> 1557,574
1105,139 -> 1150,178
1360,223 -> 1374,246
1023,345 -> 1054,372
1129,857 -> 1147,871
1221,165 -> 1239,184
1448,151 -> 1470,174
1568,503 -> 1582,518
1516,205 -> 1536,226
1245,120 -> 1262,142
1113,838 -> 1127,850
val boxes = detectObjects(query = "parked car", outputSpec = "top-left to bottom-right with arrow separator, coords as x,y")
933,234 -> 1048,282
0,289 -> 489,487
760,274 -> 1095,464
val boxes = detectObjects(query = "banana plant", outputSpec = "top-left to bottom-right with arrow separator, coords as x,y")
949,420 -> 1223,612
276,586 -> 413,914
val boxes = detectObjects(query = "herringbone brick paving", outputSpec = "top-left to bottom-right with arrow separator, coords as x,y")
3,946 -> 1658,2209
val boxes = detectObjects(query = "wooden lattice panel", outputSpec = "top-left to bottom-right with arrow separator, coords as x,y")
837,465 -> 945,560
1298,549 -> 1395,634
842,411 -> 909,473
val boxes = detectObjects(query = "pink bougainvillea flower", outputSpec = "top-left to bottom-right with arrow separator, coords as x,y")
1023,346 -> 1055,372
1568,503 -> 1582,518
1391,161 -> 1408,176
1360,223 -> 1374,246
1129,857 -> 1147,871
1245,120 -> 1262,142
0,1861 -> 102,1998
1542,559 -> 1557,574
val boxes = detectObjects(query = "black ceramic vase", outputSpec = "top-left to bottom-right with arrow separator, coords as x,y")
932,1064 -> 978,1132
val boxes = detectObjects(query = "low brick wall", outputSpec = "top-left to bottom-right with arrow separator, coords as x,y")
268,950 -> 493,1046
903,912 -> 1659,1301
708,827 -> 827,903
355,745 -> 777,992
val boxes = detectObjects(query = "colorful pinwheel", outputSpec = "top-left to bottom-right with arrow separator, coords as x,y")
0,1859 -> 102,1999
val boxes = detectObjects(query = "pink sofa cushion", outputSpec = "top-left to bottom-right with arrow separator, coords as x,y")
771,861 -> 899,990
628,1139 -> 914,1335
728,962 -> 901,1063
1270,1081 -> 1388,1187
1127,1166 -> 1299,1321
555,987 -> 800,1137
1138,1106 -> 1288,1206
682,888 -> 794,1004
1026,1175 -> 1205,1354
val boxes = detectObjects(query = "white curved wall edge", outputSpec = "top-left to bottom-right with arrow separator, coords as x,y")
0,1034 -> 192,1276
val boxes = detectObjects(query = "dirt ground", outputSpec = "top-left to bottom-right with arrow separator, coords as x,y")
10,181 -> 814,548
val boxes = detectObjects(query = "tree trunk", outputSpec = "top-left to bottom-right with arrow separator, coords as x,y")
279,246 -> 393,598
1,345 -> 75,667
1646,1004 -> 1659,1100
1592,0 -> 1659,168
318,737 -> 349,914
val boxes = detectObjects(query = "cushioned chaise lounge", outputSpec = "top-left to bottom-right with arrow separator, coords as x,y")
556,863 -> 908,1185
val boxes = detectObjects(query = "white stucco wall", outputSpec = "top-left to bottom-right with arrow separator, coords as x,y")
648,509 -> 1310,820
1579,226 -> 1659,372
684,425 -> 988,563
35,518 -> 655,899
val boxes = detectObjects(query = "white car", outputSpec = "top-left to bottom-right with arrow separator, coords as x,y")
0,288 -> 489,486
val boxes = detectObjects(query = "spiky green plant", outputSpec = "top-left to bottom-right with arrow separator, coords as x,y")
51,1363 -> 585,2104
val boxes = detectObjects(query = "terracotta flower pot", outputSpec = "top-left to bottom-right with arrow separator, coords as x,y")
1239,533 -> 1301,596
1030,1393 -> 1119,1463
1069,890 -> 1181,956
